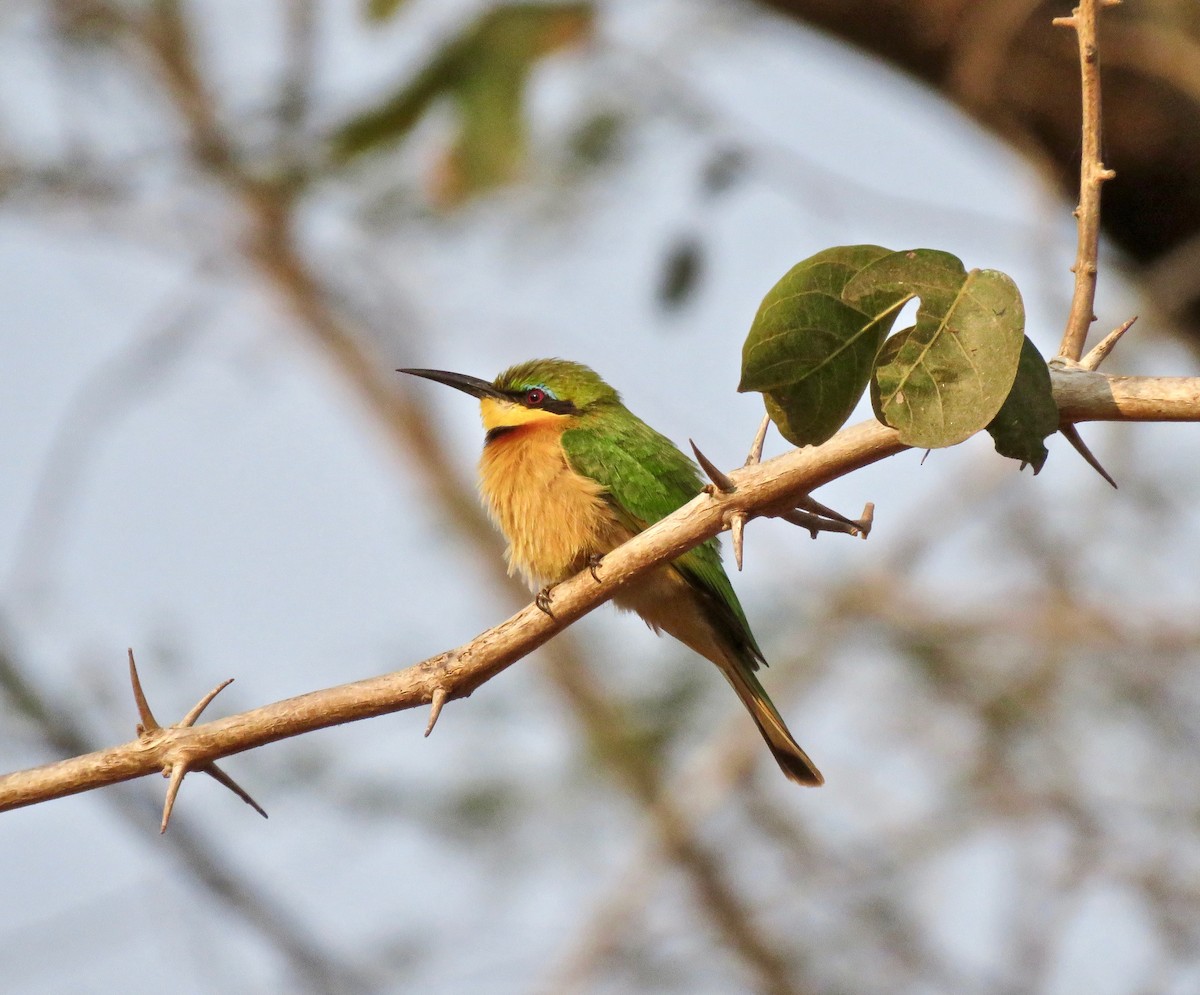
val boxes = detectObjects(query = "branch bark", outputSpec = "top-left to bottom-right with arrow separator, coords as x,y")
4,369 -> 1199,814
1054,0 -> 1118,361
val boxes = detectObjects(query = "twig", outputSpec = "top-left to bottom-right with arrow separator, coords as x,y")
696,425 -> 869,568
788,502 -> 874,539
1049,369 -> 1200,421
1054,0 -> 1120,361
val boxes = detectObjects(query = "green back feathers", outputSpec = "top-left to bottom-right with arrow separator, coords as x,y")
557,386 -> 766,669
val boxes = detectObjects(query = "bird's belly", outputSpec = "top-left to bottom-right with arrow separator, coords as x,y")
480,427 -> 628,588
613,566 -> 728,667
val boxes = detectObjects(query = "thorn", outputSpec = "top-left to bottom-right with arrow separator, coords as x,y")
180,678 -> 235,728
128,648 -> 160,734
424,687 -> 448,737
690,440 -> 736,493
1060,422 -> 1118,488
161,761 -> 187,834
730,511 -> 746,570
1081,315 -> 1136,370
855,502 -> 875,539
795,495 -> 860,530
535,587 -> 555,618
204,762 -> 268,819
1052,15 -> 1077,27
744,414 -> 770,466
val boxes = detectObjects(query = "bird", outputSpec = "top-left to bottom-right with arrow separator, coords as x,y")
400,358 -> 823,786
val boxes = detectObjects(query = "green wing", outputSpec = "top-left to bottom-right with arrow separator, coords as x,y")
562,413 -> 766,667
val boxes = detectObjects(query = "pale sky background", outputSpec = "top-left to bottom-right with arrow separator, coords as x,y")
1,1 -> 1195,993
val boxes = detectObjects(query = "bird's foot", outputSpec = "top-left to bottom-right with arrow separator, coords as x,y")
586,554 -> 604,583
535,586 -> 555,618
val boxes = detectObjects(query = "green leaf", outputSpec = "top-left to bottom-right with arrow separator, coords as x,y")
986,335 -> 1058,472
846,249 -> 1025,449
443,57 -> 528,201
331,40 -> 470,162
657,235 -> 704,310
332,3 -> 594,205
738,244 -> 903,446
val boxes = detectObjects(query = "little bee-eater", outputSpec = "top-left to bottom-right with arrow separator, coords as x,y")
401,359 -> 823,786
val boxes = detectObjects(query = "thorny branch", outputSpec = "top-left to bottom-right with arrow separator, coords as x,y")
1055,0 -> 1120,361
5,359 -> 1200,817
127,650 -> 266,832
0,638 -> 376,993
0,416 -> 908,815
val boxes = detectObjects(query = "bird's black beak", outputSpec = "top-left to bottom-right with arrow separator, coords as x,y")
399,368 -> 508,400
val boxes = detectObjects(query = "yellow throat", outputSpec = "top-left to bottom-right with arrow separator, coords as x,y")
475,397 -> 627,588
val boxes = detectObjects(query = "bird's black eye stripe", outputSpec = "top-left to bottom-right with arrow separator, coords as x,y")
503,387 -> 577,415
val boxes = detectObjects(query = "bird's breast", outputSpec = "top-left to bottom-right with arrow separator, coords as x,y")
479,424 -> 629,588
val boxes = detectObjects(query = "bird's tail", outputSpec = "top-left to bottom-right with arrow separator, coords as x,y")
614,570 -> 823,785
721,659 -> 824,786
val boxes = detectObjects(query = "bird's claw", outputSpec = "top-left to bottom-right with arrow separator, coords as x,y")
586,554 -> 603,582
535,587 -> 555,618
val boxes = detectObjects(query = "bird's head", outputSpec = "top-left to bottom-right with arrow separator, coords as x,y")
401,359 -> 619,438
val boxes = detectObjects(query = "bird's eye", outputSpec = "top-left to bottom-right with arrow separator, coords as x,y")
524,387 -> 546,406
